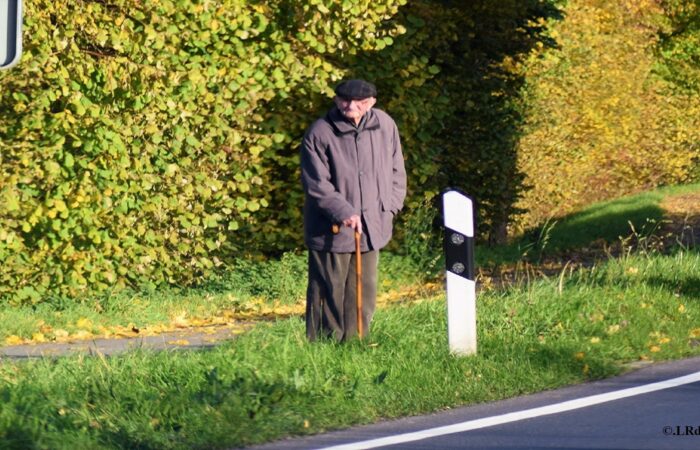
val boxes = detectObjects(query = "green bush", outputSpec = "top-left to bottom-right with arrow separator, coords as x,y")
0,0 -> 558,302
0,0 -> 410,302
9,0 -> 697,303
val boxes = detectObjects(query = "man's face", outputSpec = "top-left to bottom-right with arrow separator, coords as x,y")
334,96 -> 376,123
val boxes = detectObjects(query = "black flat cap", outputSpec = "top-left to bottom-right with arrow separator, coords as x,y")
335,79 -> 377,99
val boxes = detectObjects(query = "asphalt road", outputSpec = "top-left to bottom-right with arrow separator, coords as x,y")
246,356 -> 700,450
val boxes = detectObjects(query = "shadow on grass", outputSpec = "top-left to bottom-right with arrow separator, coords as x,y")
480,337 -> 620,387
643,276 -> 700,301
478,200 -> 666,267
546,203 -> 665,251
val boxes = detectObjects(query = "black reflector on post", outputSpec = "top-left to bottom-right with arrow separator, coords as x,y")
444,228 -> 474,281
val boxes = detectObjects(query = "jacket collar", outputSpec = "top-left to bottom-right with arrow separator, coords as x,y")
326,106 -> 381,135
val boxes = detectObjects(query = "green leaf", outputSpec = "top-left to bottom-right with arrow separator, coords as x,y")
64,153 -> 75,168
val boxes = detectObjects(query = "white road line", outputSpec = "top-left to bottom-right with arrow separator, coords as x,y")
318,370 -> 700,450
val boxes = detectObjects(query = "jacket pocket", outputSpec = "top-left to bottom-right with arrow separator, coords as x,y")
380,197 -> 395,216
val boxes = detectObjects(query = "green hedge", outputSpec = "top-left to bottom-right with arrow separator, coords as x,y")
0,0 -> 559,303
15,1 -> 700,302
0,0 -> 407,302
3,0 -> 697,303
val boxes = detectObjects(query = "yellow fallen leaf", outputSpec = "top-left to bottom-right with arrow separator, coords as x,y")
678,304 -> 686,313
574,352 -> 585,360
31,333 -> 47,343
76,317 -> 93,330
303,420 -> 310,428
690,328 -> 700,338
54,329 -> 69,339
168,339 -> 190,346
659,337 -> 671,344
650,345 -> 661,353
73,330 -> 94,340
5,335 -> 24,345
589,312 -> 604,322
210,316 -> 228,325
98,326 -> 112,338
606,325 -> 620,335
190,318 -> 213,327
590,337 -> 601,344
626,267 -> 639,275
113,327 -> 139,338
146,324 -> 169,334
171,313 -> 190,328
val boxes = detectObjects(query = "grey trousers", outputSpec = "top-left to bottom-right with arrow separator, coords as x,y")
306,249 -> 378,342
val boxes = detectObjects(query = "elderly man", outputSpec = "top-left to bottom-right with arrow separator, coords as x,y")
300,79 -> 407,341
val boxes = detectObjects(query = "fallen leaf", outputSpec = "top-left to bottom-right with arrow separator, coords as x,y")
54,329 -> 69,339
606,324 -> 620,335
31,333 -> 47,343
4,335 -> 24,345
113,328 -> 138,338
171,313 -> 190,328
73,330 -> 94,340
76,318 -> 93,330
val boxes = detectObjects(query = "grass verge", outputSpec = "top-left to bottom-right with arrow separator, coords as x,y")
1,248 -> 699,449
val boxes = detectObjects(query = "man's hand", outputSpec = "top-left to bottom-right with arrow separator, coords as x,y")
342,215 -> 362,234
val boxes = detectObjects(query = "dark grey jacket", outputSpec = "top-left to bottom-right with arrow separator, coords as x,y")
301,106 -> 407,253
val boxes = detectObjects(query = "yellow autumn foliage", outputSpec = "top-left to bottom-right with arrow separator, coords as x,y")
516,0 -> 700,230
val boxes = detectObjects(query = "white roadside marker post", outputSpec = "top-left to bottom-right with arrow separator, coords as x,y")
442,189 -> 476,356
0,0 -> 23,70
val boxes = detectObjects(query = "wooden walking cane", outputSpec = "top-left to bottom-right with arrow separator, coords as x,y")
355,230 -> 363,339
331,224 -> 363,339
